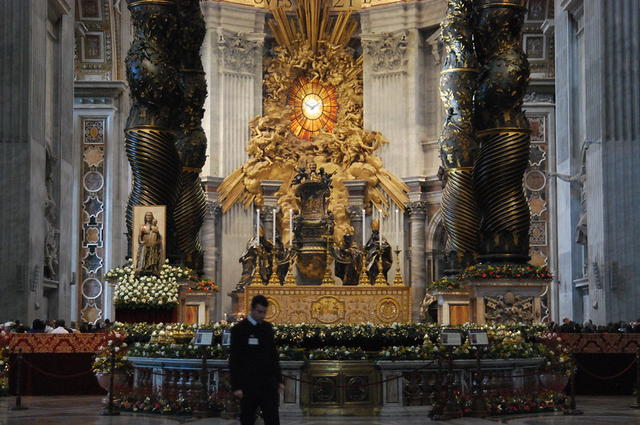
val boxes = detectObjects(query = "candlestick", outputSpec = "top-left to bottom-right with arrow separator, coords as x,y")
272,208 -> 276,243
362,208 -> 366,247
289,209 -> 293,248
395,208 -> 399,247
378,209 -> 382,250
256,208 -> 260,239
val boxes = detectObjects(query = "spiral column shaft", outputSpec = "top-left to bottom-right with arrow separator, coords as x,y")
173,0 -> 208,269
437,0 -> 480,268
473,0 -> 531,263
125,127 -> 181,239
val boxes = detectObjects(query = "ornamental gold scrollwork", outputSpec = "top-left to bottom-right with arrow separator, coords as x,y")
265,297 -> 280,322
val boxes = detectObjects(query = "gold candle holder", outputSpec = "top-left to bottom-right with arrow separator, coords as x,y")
267,252 -> 280,286
358,254 -> 370,286
321,235 -> 335,286
374,253 -> 387,286
251,248 -> 264,286
284,261 -> 297,286
393,247 -> 404,286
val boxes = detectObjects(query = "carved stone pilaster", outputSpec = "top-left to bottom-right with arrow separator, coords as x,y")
362,31 -> 410,74
426,29 -> 443,66
407,200 -> 428,321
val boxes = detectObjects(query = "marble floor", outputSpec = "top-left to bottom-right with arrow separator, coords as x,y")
1,396 -> 640,425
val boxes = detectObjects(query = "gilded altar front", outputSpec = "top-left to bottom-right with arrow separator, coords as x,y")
243,285 -> 411,324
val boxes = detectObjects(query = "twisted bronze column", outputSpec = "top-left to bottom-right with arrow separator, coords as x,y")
438,0 -> 480,269
125,0 -> 182,256
174,0 -> 208,269
473,0 -> 530,263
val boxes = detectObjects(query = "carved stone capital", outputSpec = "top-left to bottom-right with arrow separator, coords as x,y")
362,31 -> 409,73
523,91 -> 555,103
425,28 -> 443,65
217,30 -> 262,73
347,205 -> 364,221
407,201 -> 428,218
207,200 -> 221,218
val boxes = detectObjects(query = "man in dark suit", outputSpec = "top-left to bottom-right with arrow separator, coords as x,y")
230,295 -> 284,425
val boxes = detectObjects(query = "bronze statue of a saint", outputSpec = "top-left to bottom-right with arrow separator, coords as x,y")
364,219 -> 393,284
274,235 -> 294,284
331,234 -> 362,285
236,226 -> 274,290
136,212 -> 163,275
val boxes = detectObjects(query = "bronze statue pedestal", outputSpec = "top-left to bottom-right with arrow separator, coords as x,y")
464,279 -> 549,324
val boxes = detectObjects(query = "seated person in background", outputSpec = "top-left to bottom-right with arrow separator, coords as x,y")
31,319 -> 46,333
44,320 -> 55,333
50,320 -> 70,334
69,321 -> 80,333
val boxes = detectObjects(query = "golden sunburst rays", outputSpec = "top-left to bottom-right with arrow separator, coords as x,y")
268,0 -> 358,53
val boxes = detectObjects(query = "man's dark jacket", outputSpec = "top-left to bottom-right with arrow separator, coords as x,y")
229,318 -> 282,391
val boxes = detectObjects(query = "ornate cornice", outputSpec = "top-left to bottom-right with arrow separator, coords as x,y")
362,31 -> 409,74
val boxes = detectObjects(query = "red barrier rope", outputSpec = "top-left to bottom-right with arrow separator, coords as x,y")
21,358 -> 94,379
575,357 -> 637,381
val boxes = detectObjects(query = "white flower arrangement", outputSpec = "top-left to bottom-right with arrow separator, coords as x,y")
106,260 -> 193,309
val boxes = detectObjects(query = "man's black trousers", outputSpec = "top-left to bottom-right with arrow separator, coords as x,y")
240,385 -> 280,425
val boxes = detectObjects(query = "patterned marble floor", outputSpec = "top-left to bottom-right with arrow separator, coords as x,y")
1,396 -> 639,425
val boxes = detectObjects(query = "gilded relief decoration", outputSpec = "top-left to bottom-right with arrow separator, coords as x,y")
523,0 -> 554,77
244,285 -> 411,324
218,0 -> 409,246
79,118 -> 106,323
484,292 -> 537,323
311,296 -> 346,324
75,0 -> 120,80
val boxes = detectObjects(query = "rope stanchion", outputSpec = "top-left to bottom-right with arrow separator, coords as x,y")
631,347 -> 640,409
11,348 -> 27,411
564,353 -> 583,416
102,346 -> 120,416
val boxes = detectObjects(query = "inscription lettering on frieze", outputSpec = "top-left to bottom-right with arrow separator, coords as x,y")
217,0 -> 393,11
